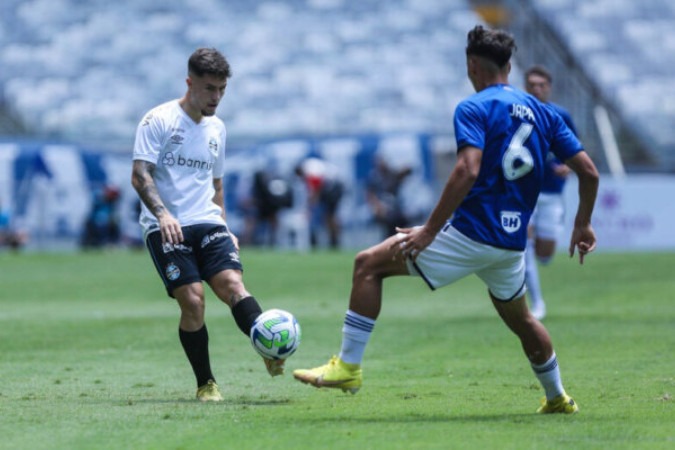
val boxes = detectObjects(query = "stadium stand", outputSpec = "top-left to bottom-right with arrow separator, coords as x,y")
508,0 -> 675,171
0,0 -> 481,148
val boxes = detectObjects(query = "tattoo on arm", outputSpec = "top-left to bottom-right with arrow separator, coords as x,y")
132,160 -> 167,218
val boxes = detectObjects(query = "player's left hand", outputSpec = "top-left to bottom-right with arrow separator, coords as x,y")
569,223 -> 596,264
230,231 -> 240,250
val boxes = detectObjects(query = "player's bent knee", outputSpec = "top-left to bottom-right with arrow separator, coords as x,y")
353,250 -> 372,276
176,295 -> 205,322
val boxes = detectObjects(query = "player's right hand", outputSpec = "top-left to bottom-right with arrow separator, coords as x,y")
158,213 -> 183,244
392,226 -> 435,261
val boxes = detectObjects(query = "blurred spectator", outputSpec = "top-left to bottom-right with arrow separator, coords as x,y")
242,169 -> 293,247
295,157 -> 344,249
80,184 -> 121,249
0,198 -> 28,251
365,157 -> 413,238
125,199 -> 145,250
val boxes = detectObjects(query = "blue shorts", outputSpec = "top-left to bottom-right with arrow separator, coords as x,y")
145,224 -> 242,297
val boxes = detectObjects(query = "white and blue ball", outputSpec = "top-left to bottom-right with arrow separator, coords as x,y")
250,309 -> 301,360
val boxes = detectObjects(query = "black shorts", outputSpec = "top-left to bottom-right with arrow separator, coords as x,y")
320,180 -> 344,214
145,224 -> 243,297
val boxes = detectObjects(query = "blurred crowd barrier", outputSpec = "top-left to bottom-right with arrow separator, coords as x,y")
0,133 -> 451,251
3,136 -> 673,253
562,175 -> 675,251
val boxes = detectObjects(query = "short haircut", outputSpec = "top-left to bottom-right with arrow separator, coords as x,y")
188,48 -> 232,79
465,25 -> 516,68
525,65 -> 553,83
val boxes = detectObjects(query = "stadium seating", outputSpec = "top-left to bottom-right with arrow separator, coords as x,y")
0,0 -> 480,146
530,0 -> 675,169
2,0 -> 673,169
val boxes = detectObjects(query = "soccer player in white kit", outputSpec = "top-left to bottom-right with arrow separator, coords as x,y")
294,26 -> 599,414
131,48 -> 281,402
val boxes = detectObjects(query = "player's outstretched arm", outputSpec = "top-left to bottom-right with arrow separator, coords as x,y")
565,151 -> 599,264
395,146 -> 481,260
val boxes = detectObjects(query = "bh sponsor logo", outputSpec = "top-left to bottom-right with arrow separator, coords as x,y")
500,211 -> 522,233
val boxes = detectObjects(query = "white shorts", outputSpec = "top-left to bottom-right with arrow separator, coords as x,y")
405,225 -> 526,301
530,193 -> 565,241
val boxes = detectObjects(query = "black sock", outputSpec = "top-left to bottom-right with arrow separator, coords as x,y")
179,325 -> 215,387
231,296 -> 263,336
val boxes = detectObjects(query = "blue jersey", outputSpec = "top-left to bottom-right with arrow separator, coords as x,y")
451,84 -> 582,251
541,102 -> 578,194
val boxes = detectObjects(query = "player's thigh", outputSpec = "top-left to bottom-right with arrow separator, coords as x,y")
145,230 -> 202,298
193,224 -> 243,278
355,234 -> 410,278
192,224 -> 247,302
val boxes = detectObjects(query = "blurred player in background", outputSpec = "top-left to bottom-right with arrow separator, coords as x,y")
294,25 -> 599,414
365,156 -> 413,239
295,157 -> 344,249
524,65 -> 579,320
131,48 -> 282,402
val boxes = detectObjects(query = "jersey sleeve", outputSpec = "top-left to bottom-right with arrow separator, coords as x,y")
549,112 -> 583,162
132,110 -> 164,164
454,100 -> 485,151
212,125 -> 227,179
551,104 -> 579,137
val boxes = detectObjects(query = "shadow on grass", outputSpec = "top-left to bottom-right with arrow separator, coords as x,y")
106,396 -> 294,406
301,413 -> 544,424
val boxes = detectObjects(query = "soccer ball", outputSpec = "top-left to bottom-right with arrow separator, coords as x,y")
250,309 -> 301,360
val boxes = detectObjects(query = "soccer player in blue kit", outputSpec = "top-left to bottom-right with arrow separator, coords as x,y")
524,65 -> 580,320
294,25 -> 599,414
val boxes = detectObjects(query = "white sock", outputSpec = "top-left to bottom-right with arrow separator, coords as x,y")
339,310 -> 375,365
525,239 -> 544,307
531,353 -> 565,400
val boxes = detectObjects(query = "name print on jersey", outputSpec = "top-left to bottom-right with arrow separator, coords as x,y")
510,103 -> 535,122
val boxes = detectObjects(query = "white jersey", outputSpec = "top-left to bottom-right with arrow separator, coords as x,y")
133,100 -> 227,238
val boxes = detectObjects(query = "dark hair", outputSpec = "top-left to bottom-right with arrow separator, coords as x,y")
525,65 -> 553,83
465,25 -> 516,68
188,48 -> 232,79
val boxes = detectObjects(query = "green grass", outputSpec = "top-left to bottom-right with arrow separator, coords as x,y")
0,249 -> 673,449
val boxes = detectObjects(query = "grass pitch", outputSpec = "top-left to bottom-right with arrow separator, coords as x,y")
0,249 -> 673,449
